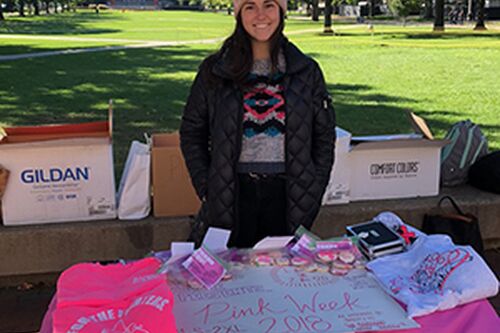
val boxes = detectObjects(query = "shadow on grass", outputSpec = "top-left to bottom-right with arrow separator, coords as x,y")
479,124 -> 500,148
2,44 -> 495,174
286,18 -> 354,27
416,110 -> 500,148
1,46 -> 433,173
326,82 -> 496,148
0,12 -> 121,35
404,32 -> 500,40
0,44 -> 128,56
0,44 -> 212,173
327,83 -> 424,135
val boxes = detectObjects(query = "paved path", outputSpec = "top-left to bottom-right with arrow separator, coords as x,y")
0,25 -> 401,62
0,34 -> 173,43
0,28 -> 324,62
0,36 -> 225,61
4,23 -> 495,62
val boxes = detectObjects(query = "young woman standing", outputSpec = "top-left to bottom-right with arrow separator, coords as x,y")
180,0 -> 335,247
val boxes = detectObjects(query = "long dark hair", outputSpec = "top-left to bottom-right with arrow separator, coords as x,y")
204,9 -> 286,86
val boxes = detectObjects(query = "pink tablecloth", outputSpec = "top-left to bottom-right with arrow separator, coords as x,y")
41,297 -> 499,333
366,299 -> 500,333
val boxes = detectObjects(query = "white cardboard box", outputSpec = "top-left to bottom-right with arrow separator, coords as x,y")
322,127 -> 351,205
0,121 -> 116,226
349,112 -> 449,201
349,141 -> 447,201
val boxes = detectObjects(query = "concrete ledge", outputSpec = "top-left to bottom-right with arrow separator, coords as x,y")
1,185 -> 499,286
314,185 -> 500,250
0,216 -> 192,279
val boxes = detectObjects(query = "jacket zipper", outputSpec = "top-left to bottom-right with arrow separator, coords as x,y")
282,75 -> 291,230
235,86 -> 244,166
234,85 -> 244,226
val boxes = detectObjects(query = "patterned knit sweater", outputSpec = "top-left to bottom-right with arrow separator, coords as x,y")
237,55 -> 286,174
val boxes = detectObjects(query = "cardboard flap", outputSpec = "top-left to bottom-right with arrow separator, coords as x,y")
152,132 -> 180,148
351,133 -> 423,143
0,122 -> 110,144
0,137 -> 111,150
151,131 -> 201,217
351,139 -> 449,151
0,101 -> 113,144
407,111 -> 434,140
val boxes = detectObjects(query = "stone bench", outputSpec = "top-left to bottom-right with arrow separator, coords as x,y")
1,184 -> 498,287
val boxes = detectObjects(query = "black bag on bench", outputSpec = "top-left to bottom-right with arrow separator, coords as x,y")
468,151 -> 500,194
422,196 -> 484,255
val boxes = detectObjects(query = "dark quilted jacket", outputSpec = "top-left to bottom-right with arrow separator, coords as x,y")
180,40 -> 335,243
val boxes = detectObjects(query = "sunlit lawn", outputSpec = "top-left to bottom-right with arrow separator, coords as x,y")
0,10 -> 328,44
1,11 -> 499,173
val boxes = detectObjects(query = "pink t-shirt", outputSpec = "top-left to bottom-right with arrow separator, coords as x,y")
47,258 -> 177,333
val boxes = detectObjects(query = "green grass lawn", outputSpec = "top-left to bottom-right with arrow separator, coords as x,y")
0,10 -> 325,44
0,11 -> 235,40
1,11 -> 499,174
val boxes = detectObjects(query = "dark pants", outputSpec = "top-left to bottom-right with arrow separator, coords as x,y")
229,173 -> 287,248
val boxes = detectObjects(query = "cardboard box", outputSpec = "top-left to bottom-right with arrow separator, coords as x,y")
349,112 -> 448,201
0,121 -> 110,144
322,127 -> 351,205
0,118 -> 116,226
151,133 -> 201,217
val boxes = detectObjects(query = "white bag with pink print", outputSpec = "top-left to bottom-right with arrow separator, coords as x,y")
367,234 -> 499,317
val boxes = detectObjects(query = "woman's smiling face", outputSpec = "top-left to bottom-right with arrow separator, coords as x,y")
240,0 -> 280,44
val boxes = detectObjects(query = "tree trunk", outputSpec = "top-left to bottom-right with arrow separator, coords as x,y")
19,0 -> 26,16
474,0 -> 487,30
45,1 -> 50,13
434,0 -> 445,31
424,0 -> 433,19
33,0 -> 40,15
324,0 -> 333,34
312,0 -> 319,21
0,2 -> 4,20
467,0 -> 473,20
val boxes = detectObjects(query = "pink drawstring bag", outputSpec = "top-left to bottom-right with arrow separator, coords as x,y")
49,258 -> 177,333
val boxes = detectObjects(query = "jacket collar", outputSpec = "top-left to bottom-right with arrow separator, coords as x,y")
212,40 -> 311,80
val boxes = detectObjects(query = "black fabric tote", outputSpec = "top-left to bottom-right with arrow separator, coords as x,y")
468,151 -> 500,194
422,196 -> 484,255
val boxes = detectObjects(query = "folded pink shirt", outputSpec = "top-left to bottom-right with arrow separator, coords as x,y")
43,258 -> 177,333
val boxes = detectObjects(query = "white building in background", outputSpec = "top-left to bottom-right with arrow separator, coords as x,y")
484,0 -> 500,18
109,0 -> 159,9
486,0 -> 500,6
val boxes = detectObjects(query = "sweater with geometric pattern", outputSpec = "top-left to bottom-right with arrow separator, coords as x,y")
237,57 -> 286,174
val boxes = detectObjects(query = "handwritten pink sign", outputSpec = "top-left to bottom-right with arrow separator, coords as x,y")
172,267 -> 419,333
